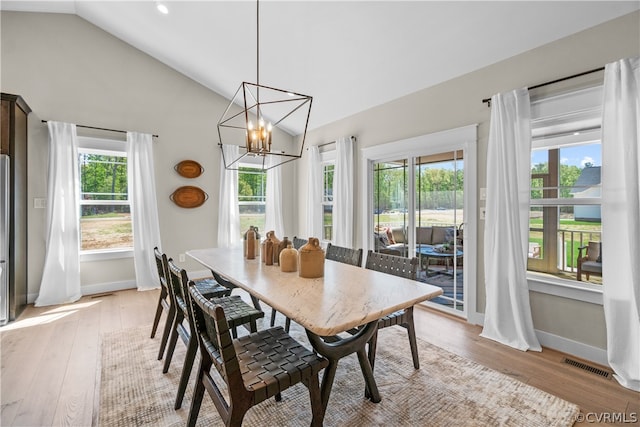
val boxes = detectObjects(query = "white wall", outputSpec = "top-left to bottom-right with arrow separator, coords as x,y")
0,11 -> 298,298
296,11 -> 639,356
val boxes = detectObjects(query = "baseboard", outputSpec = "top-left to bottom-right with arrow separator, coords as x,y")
27,280 -> 138,304
465,311 -> 608,366
535,329 -> 609,367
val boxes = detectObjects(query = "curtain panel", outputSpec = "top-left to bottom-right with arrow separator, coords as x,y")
601,56 -> 640,391
481,88 -> 541,352
265,156 -> 285,237
127,132 -> 161,291
217,145 -> 240,248
36,121 -> 82,307
333,137 -> 354,248
305,146 -> 323,239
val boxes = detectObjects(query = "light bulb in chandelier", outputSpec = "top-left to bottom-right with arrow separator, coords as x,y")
246,118 -> 272,153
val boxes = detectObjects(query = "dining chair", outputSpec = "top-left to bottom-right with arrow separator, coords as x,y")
167,260 -> 265,410
151,247 -> 170,340
293,236 -> 308,250
154,248 -> 233,362
364,250 -> 420,370
268,238 -> 308,332
186,282 -> 328,427
325,243 -> 363,267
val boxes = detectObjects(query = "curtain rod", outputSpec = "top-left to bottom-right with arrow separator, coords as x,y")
41,120 -> 159,138
481,66 -> 605,106
307,135 -> 356,150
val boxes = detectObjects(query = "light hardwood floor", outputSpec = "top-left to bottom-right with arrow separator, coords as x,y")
1,288 -> 637,426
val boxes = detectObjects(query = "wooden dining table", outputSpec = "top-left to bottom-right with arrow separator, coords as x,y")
187,247 -> 443,413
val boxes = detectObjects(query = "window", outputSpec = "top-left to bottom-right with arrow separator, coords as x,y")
78,139 -> 132,253
528,86 -> 602,285
238,165 -> 266,236
322,163 -> 334,241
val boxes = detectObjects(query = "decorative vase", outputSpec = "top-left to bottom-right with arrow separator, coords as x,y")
276,236 -> 290,266
299,237 -> 324,278
279,242 -> 298,272
244,226 -> 257,259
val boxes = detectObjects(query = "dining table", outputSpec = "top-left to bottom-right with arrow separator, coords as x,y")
187,247 -> 443,414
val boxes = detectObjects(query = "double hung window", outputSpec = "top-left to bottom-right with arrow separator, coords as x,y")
528,86 -> 602,285
78,138 -> 132,253
238,165 -> 267,235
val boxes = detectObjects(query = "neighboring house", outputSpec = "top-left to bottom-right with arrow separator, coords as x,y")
571,166 -> 601,222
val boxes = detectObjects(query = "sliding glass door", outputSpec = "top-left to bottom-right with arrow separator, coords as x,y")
366,125 -> 476,318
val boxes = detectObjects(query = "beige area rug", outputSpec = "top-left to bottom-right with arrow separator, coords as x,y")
96,314 -> 579,426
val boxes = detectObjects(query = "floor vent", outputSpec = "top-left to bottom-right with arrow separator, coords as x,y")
563,357 -> 611,378
91,293 -> 114,299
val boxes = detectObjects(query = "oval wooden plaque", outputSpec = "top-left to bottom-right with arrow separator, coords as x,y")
170,186 -> 208,208
174,160 -> 204,178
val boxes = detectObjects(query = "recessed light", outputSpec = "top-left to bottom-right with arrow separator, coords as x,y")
573,132 -> 580,135
157,3 -> 169,14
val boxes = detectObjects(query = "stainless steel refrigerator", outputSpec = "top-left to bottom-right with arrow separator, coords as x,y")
1,154 -> 9,325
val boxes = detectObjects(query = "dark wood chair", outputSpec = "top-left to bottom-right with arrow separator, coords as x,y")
151,247 -> 170,340
268,239 -> 309,332
293,236 -> 308,250
161,258 -> 231,366
364,250 -> 420,370
186,282 -> 328,427
325,243 -> 363,267
167,260 -> 264,410
155,248 -> 232,362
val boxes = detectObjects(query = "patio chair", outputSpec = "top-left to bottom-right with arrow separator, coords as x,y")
577,241 -> 602,281
186,282 -> 328,427
167,260 -> 264,410
364,250 -> 420,370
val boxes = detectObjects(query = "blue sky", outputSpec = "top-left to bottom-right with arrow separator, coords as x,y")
532,144 -> 601,168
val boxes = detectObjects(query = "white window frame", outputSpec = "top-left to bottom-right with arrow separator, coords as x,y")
320,149 -> 336,243
527,85 -> 604,305
237,160 -> 267,235
77,137 -> 133,262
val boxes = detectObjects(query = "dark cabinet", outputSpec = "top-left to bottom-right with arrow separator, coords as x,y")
1,93 -> 31,321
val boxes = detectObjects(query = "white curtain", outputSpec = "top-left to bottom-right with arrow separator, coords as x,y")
333,136 -> 354,247
481,88 -> 541,352
305,146 -> 323,239
36,122 -> 82,306
217,145 -> 240,248
265,156 -> 285,236
127,132 -> 161,291
601,56 -> 640,391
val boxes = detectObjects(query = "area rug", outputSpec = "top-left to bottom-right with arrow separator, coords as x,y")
96,314 -> 579,426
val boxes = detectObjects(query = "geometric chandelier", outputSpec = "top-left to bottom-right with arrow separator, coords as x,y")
217,0 -> 312,171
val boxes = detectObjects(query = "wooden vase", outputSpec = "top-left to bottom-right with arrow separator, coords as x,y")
299,237 -> 324,278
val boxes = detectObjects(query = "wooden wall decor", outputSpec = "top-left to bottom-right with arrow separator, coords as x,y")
170,186 -> 208,208
174,160 -> 204,178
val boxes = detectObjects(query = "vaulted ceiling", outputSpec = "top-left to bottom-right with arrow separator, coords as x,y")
2,1 -> 638,132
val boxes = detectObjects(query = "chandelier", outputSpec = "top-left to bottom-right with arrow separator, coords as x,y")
217,0 -> 312,171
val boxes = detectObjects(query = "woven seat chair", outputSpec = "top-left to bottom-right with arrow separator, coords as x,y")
268,237 -> 308,331
151,247 -> 171,340
155,249 -> 231,362
167,260 -> 265,410
211,270 -> 262,311
293,236 -> 308,250
186,283 -> 328,427
364,250 -> 420,370
325,243 -> 363,267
